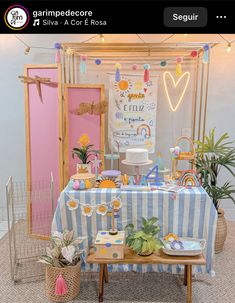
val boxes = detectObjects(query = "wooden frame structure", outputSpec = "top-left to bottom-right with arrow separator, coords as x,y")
23,42 -> 213,239
61,42 -> 213,144
24,64 -> 62,239
63,84 -> 105,184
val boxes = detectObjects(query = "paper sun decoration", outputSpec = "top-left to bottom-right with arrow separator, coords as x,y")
98,177 -> 119,188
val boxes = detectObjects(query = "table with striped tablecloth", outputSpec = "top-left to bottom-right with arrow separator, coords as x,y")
52,184 -> 217,275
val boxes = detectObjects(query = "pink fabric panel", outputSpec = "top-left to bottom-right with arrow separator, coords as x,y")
27,67 -> 59,235
67,87 -> 101,176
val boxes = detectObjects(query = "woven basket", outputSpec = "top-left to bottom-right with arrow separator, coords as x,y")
70,173 -> 96,188
215,208 -> 227,254
172,136 -> 196,179
45,261 -> 81,302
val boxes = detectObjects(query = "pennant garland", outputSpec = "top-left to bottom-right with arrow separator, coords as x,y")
96,204 -> 108,216
203,44 -> 209,64
80,54 -> 87,74
54,42 -> 61,63
65,193 -> 122,217
115,63 -> 121,82
95,58 -> 102,65
143,64 -> 150,82
176,57 -> 183,77
81,204 -> 93,217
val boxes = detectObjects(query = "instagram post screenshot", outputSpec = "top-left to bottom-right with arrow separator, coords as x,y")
0,1 -> 235,302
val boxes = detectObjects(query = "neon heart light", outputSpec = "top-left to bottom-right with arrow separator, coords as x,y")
163,71 -> 190,112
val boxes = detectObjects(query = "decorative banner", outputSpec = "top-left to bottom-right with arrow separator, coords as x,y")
65,192 -> 122,217
108,74 -> 158,153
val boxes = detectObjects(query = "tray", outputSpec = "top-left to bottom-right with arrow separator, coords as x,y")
162,237 -> 206,256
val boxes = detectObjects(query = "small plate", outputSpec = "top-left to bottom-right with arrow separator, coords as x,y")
162,237 -> 206,256
122,159 -> 153,166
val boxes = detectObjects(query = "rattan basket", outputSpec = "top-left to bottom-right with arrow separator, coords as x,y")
70,173 -> 96,188
215,208 -> 227,254
172,136 -> 196,179
45,261 -> 81,302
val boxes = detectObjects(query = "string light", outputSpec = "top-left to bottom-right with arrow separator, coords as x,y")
24,46 -> 30,55
227,42 -> 231,52
100,34 -> 105,42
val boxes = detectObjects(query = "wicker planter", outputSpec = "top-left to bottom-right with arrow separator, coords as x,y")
45,261 -> 81,302
215,208 -> 227,254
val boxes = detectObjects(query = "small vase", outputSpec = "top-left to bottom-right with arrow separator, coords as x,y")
215,208 -> 227,254
76,163 -> 91,174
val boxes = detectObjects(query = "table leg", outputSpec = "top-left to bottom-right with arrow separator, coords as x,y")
184,265 -> 188,286
104,264 -> 109,283
99,264 -> 104,302
187,265 -> 192,303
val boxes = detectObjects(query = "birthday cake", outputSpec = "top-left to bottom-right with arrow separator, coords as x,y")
125,148 -> 149,164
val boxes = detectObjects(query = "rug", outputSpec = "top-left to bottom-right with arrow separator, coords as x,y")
0,222 -> 235,303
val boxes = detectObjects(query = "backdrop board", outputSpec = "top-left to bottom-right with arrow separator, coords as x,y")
108,74 -> 159,153
24,64 -> 62,239
64,84 -> 105,184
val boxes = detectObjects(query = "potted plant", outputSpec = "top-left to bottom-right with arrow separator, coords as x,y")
195,129 -> 235,253
39,230 -> 84,302
125,217 -> 163,256
72,133 -> 100,174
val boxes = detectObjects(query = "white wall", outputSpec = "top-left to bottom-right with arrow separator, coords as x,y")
0,34 -> 234,217
206,45 -> 235,219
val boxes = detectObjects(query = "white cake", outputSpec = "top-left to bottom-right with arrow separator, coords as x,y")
125,148 -> 149,164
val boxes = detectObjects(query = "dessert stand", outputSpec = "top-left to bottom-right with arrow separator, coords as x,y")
121,159 -> 153,185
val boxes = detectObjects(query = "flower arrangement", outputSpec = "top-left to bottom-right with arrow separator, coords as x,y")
39,230 -> 84,267
72,134 -> 100,164
125,217 -> 163,256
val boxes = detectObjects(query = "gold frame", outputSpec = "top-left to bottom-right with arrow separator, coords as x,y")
63,84 -> 105,185
24,64 -> 63,240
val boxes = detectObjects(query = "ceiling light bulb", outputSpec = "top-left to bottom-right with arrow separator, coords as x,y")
227,42 -> 231,52
25,46 -> 30,55
100,34 -> 105,42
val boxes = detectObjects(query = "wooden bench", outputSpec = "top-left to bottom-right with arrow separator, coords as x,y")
86,246 -> 206,303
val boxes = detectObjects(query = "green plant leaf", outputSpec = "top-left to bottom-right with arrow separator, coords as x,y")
141,217 -> 147,226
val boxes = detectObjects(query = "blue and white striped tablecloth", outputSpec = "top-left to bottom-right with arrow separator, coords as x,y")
52,185 -> 217,275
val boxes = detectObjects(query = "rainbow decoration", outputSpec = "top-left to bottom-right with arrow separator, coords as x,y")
178,170 -> 201,188
137,124 -> 151,138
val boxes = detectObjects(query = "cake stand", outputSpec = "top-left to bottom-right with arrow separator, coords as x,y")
121,160 -> 153,185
